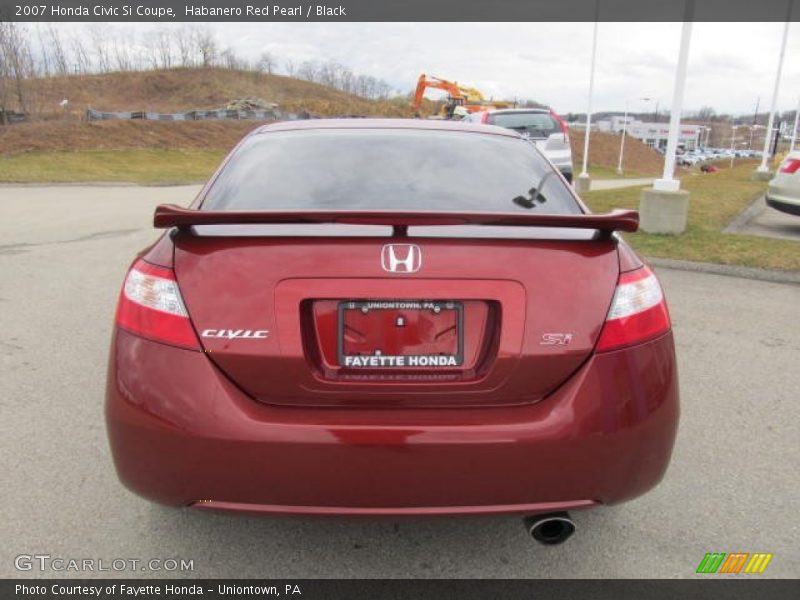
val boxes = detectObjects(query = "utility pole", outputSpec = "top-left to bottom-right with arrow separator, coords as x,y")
575,18 -> 599,194
575,2 -> 599,195
639,3 -> 694,235
617,101 -> 630,175
617,97 -> 650,175
653,19 -> 693,192
755,10 -> 792,178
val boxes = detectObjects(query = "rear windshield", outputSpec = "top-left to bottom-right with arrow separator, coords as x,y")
487,112 -> 560,138
202,129 -> 581,215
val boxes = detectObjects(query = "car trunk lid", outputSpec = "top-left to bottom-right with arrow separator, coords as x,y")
171,227 -> 621,408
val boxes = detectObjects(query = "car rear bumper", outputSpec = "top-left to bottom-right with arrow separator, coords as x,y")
766,187 -> 800,215
106,329 -> 679,515
547,154 -> 573,173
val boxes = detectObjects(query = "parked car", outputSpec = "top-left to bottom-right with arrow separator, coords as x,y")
465,108 -> 574,182
766,151 -> 800,215
106,119 -> 679,545
678,154 -> 703,166
700,164 -> 719,173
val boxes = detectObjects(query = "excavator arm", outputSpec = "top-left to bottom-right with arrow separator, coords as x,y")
412,74 -> 464,115
411,73 -> 509,118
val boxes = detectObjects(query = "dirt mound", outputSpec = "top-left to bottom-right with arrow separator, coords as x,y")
0,67 -> 413,155
0,120 -> 264,154
21,68 -> 406,119
569,130 -> 666,175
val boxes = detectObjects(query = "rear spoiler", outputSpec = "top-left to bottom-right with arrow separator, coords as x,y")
154,204 -> 639,235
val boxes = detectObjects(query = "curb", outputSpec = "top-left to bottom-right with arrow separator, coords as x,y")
590,178 -> 655,191
723,195 -> 766,234
648,256 -> 800,285
0,181 -> 204,188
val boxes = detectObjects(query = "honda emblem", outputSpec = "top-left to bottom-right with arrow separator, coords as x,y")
381,244 -> 422,273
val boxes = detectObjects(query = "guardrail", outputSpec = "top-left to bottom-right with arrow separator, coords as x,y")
85,108 -> 312,122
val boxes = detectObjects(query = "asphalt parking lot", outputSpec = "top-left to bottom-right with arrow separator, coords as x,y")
1,185 -> 798,579
726,195 -> 800,242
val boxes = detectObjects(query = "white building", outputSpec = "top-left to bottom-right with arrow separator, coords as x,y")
596,115 -> 636,133
596,117 -> 703,150
779,119 -> 798,140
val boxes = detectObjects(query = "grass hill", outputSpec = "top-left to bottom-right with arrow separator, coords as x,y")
0,120 -> 258,154
24,67 -> 406,117
569,130 -> 667,177
0,68 -> 668,182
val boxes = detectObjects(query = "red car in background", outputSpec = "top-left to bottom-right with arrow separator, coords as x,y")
106,119 -> 679,545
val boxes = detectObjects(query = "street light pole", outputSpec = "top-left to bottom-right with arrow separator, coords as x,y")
617,101 -> 630,175
653,19 -> 693,192
639,12 -> 694,236
579,20 -> 599,180
730,124 -> 738,168
749,124 -> 765,151
756,18 -> 791,175
617,97 -> 650,175
574,1 -> 600,195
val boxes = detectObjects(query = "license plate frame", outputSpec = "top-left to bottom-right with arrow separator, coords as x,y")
337,300 -> 464,369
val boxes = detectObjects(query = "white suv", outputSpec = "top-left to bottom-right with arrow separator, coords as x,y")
466,108 -> 574,182
766,151 -> 800,216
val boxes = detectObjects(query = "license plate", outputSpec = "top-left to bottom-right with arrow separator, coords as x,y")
338,300 -> 464,368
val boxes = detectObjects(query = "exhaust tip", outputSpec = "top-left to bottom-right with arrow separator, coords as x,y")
523,512 -> 575,545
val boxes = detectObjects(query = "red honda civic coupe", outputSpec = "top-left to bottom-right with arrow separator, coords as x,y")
106,119 -> 679,544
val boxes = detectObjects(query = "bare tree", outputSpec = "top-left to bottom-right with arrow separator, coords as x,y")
141,30 -> 160,69
47,25 -> 69,75
175,26 -> 195,67
193,27 -> 217,68
0,20 -> 398,125
375,79 -> 391,100
0,23 -> 34,113
220,47 -> 245,70
317,61 -> 337,87
298,60 -> 319,82
35,25 -> 51,76
70,32 -> 90,74
88,25 -> 110,72
112,29 -> 134,72
0,24 -> 12,120
696,106 -> 716,121
155,29 -> 173,69
339,67 -> 354,93
257,51 -> 275,74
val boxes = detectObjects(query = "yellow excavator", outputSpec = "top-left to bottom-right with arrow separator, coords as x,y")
411,74 -> 512,119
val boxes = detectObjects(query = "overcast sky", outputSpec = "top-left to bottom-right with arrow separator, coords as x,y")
51,22 -> 800,116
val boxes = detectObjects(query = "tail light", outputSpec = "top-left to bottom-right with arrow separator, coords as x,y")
596,266 -> 671,353
550,109 -> 570,141
115,259 -> 200,350
779,157 -> 800,174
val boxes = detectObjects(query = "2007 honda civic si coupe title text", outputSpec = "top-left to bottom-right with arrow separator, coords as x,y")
105,119 -> 679,545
